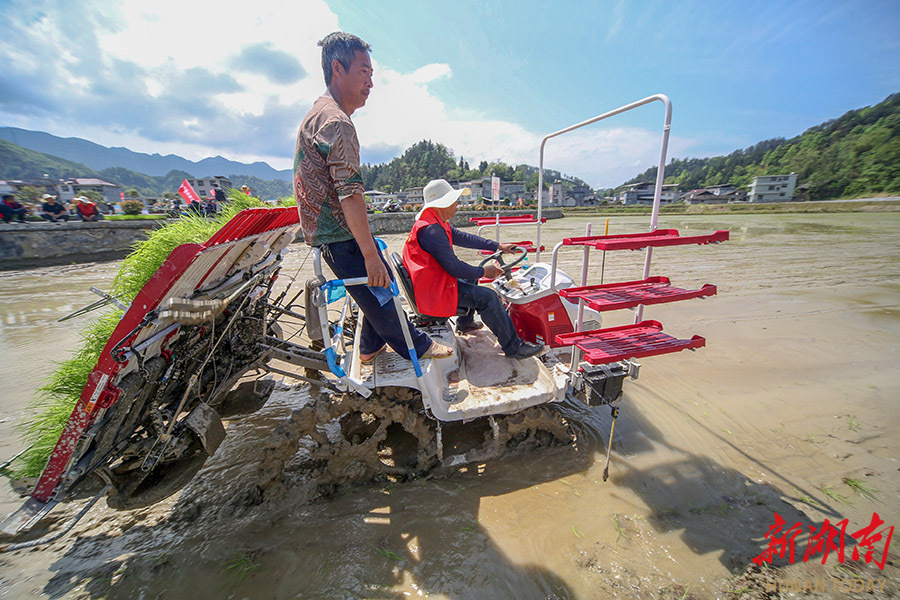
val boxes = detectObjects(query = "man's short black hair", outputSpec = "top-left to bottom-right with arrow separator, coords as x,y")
2,194 -> 14,202
318,32 -> 371,85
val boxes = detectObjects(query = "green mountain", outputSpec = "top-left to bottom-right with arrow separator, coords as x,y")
0,138 -> 101,180
623,92 -> 900,200
0,139 -> 293,198
0,127 -> 291,180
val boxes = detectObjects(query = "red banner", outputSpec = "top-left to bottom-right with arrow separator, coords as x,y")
178,179 -> 201,205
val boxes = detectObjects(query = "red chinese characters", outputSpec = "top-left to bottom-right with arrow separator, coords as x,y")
753,512 -> 893,570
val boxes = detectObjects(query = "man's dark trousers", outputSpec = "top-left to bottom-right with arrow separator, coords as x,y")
321,237 -> 432,360
0,205 -> 26,223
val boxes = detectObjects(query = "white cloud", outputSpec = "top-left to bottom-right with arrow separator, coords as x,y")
357,64 -> 698,188
0,0 -> 697,188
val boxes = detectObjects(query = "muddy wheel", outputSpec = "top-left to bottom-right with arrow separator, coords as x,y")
106,433 -> 208,510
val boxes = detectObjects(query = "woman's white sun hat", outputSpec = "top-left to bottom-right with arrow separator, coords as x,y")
417,179 -> 470,218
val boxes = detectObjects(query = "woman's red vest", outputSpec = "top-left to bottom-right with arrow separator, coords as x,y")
402,209 -> 457,317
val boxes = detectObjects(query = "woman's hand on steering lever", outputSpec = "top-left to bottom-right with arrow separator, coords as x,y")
498,242 -> 518,254
483,262 -> 504,280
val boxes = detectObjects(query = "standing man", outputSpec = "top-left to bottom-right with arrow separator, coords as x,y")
294,32 -> 450,363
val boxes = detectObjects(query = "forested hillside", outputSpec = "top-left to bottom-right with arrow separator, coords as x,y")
360,140 -> 588,194
0,139 -> 101,180
0,139 -> 292,198
624,93 -> 900,200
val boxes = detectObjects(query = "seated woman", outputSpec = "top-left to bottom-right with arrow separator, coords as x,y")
402,179 -> 543,360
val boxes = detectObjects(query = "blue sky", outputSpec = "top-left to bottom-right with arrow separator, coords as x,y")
0,0 -> 897,188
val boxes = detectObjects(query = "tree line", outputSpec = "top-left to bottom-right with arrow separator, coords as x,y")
359,140 -> 589,195
624,92 -> 900,200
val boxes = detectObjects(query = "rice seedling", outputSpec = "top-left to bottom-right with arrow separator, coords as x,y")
572,525 -> 583,539
612,513 -> 628,544
560,479 -> 581,496
821,485 -> 851,505
846,414 -> 859,432
843,477 -> 878,500
220,552 -> 260,588
375,547 -> 403,561
793,488 -> 822,507
12,192 -> 270,478
834,564 -> 862,579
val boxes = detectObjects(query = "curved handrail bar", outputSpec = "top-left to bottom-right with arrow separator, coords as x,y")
536,94 -> 672,265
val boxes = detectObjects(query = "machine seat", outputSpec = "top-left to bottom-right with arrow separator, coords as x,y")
390,252 -> 466,323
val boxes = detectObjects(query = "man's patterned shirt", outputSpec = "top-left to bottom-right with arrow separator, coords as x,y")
293,94 -> 366,246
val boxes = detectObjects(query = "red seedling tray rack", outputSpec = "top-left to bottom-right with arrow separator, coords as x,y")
559,276 -> 717,312
469,215 -> 546,226
562,229 -> 729,251
554,320 -> 705,364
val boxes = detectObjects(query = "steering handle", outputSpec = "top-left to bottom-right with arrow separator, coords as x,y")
478,246 -> 527,273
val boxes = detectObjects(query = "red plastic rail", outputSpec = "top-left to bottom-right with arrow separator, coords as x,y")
468,215 -> 547,226
559,277 -> 717,312
205,207 -> 299,246
562,229 -> 729,251
479,241 -> 545,255
554,320 -> 705,364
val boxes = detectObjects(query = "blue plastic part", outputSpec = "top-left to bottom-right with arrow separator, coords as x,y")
324,347 -> 346,378
389,280 -> 399,297
322,280 -> 347,304
375,238 -> 388,251
408,348 -> 423,378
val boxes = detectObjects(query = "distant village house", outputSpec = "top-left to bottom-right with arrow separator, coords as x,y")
748,173 -> 797,202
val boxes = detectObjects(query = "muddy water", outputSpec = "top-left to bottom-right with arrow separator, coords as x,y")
1,213 -> 899,599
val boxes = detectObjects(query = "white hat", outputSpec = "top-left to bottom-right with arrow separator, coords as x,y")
76,196 -> 91,203
417,179 -> 470,218
42,193 -> 56,199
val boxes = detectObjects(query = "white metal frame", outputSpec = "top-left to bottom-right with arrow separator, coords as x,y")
536,94 -> 672,268
534,95 -> 673,375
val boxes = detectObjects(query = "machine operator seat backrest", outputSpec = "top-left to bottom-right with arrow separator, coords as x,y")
389,251 -> 458,322
390,251 -> 426,318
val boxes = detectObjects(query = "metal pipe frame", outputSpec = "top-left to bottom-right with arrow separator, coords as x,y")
536,94 -> 672,271
475,220 -> 543,239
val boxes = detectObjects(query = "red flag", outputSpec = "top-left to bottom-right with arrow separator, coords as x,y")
120,191 -> 125,200
178,179 -> 201,205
